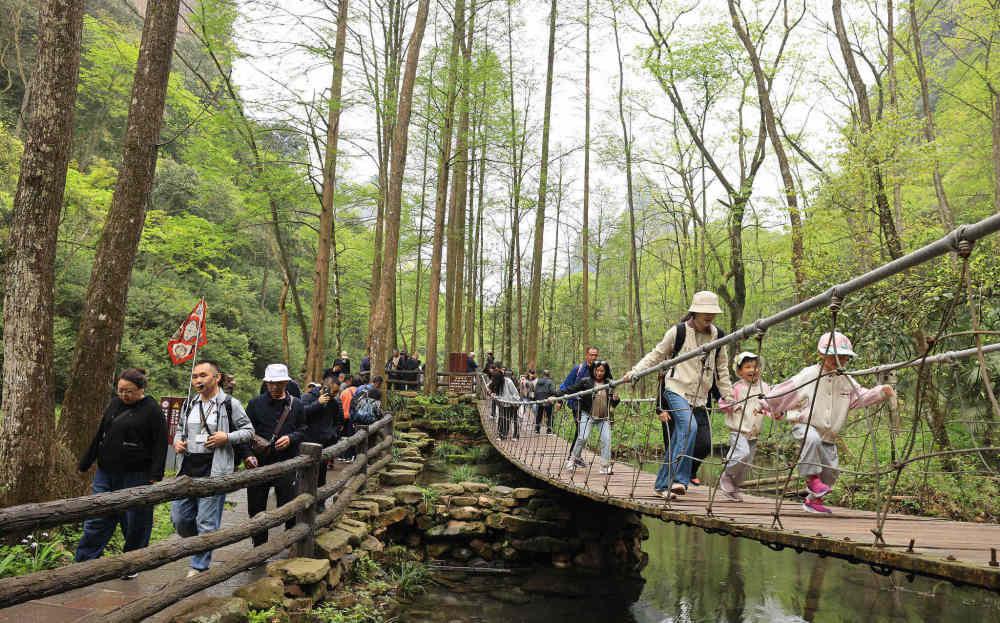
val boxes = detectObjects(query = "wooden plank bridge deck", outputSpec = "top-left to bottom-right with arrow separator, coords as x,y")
478,399 -> 1000,591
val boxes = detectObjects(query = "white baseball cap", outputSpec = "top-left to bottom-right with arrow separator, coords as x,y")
263,363 -> 292,382
733,351 -> 761,369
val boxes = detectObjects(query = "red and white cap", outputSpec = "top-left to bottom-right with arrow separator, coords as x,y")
817,332 -> 857,358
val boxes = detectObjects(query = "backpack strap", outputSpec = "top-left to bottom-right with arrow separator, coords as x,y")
669,322 -> 687,378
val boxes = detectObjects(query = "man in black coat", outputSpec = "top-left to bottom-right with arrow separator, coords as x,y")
245,363 -> 308,547
301,368 -> 343,508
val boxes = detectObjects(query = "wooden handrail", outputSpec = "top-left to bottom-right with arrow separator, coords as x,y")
0,414 -> 394,535
0,494 -> 313,608
0,415 -> 396,620
109,450 -> 394,623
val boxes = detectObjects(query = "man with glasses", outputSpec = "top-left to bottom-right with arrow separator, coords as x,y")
171,360 -> 254,576
559,347 -> 598,466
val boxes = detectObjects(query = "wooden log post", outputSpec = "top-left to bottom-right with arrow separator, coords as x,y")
294,442 -> 322,558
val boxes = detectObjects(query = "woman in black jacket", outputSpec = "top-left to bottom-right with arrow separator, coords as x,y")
75,368 -> 168,567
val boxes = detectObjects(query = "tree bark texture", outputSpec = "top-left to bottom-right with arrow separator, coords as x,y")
581,0 -> 591,350
371,0 -> 431,377
57,0 -> 183,495
0,0 -> 85,507
424,0 -> 464,391
305,0 -> 349,382
525,0 -> 557,370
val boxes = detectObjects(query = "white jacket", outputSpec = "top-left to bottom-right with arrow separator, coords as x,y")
765,364 -> 887,443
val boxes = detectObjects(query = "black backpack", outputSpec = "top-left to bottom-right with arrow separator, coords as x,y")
664,321 -> 727,408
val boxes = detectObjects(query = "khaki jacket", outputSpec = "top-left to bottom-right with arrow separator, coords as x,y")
629,321 -> 735,408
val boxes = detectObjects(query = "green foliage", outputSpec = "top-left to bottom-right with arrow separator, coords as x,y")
387,561 -> 430,600
311,603 -> 384,623
247,607 -> 283,623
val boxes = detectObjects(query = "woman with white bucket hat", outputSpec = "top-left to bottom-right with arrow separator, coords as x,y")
765,332 -> 895,514
624,291 -> 736,499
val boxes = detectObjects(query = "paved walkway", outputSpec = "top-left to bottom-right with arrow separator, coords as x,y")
1,487 -> 295,623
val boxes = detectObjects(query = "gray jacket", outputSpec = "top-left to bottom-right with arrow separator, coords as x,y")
175,390 -> 255,477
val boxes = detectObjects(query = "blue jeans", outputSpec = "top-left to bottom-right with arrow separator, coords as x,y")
655,390 -> 697,490
74,467 -> 153,562
570,414 -> 612,464
170,493 -> 226,570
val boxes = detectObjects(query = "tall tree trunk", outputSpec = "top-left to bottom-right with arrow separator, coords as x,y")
907,0 -> 954,232
305,0 -> 349,382
613,10 -> 644,354
832,0 -> 903,260
280,281 -> 291,364
0,0 -> 85,507
371,0 -> 430,376
446,0 -> 473,357
410,115 -> 431,354
545,165 -> 563,357
727,0 -> 805,304
57,0 -> 182,493
424,0 -> 464,392
581,0 -> 591,350
525,0 -> 557,370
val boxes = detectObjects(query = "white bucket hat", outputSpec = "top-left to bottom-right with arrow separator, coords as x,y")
733,351 -> 761,369
689,291 -> 723,314
817,332 -> 857,358
263,363 -> 292,382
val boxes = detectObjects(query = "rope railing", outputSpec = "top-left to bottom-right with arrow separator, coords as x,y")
478,215 -> 1000,588
0,414 -> 396,619
488,213 -> 1000,408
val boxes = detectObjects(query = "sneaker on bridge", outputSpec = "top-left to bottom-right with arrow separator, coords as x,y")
806,476 -> 832,498
802,497 -> 832,514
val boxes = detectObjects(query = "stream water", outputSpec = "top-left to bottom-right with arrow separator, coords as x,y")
400,516 -> 1000,623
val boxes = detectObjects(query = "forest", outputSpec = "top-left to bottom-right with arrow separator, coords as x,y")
0,0 -> 998,508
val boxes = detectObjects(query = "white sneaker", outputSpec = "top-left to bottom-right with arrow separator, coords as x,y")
564,459 -> 577,470
186,568 -> 202,578
599,466 -> 613,475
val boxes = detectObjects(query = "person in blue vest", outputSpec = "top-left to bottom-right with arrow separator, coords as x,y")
559,346 -> 599,467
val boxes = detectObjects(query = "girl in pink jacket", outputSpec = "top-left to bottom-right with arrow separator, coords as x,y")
718,352 -> 779,501
765,332 -> 894,514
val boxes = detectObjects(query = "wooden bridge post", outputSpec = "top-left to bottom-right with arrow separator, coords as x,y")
294,442 -> 322,558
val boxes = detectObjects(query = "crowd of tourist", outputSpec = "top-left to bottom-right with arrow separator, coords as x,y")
486,291 -> 895,517
73,291 -> 894,579
73,351 -> 389,576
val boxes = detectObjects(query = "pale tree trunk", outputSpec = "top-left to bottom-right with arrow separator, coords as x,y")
280,282 -> 291,364
545,164 -> 563,358
581,0 -> 591,350
525,0 -> 557,370
0,0 -> 85,507
305,0 -> 348,382
832,0 -> 903,260
410,116 -> 431,354
727,0 -> 805,303
613,9 -> 644,354
446,0 -> 474,357
907,0 -> 954,232
424,0 -> 464,392
888,0 -> 904,231
371,0 -> 430,377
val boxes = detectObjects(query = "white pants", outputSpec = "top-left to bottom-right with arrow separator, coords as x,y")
793,424 -> 839,485
722,432 -> 757,486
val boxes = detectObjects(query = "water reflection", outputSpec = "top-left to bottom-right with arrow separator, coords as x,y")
635,519 -> 1000,623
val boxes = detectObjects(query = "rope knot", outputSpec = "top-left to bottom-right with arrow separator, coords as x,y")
956,239 -> 974,258
829,294 -> 843,313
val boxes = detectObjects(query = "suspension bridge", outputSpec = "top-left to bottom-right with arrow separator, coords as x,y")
480,214 -> 1000,591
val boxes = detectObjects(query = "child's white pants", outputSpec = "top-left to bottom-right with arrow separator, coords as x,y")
793,424 -> 839,485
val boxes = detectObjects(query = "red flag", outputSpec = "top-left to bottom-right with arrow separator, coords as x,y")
168,299 -> 207,365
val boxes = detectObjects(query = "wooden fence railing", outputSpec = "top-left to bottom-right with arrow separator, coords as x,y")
0,414 -> 395,622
